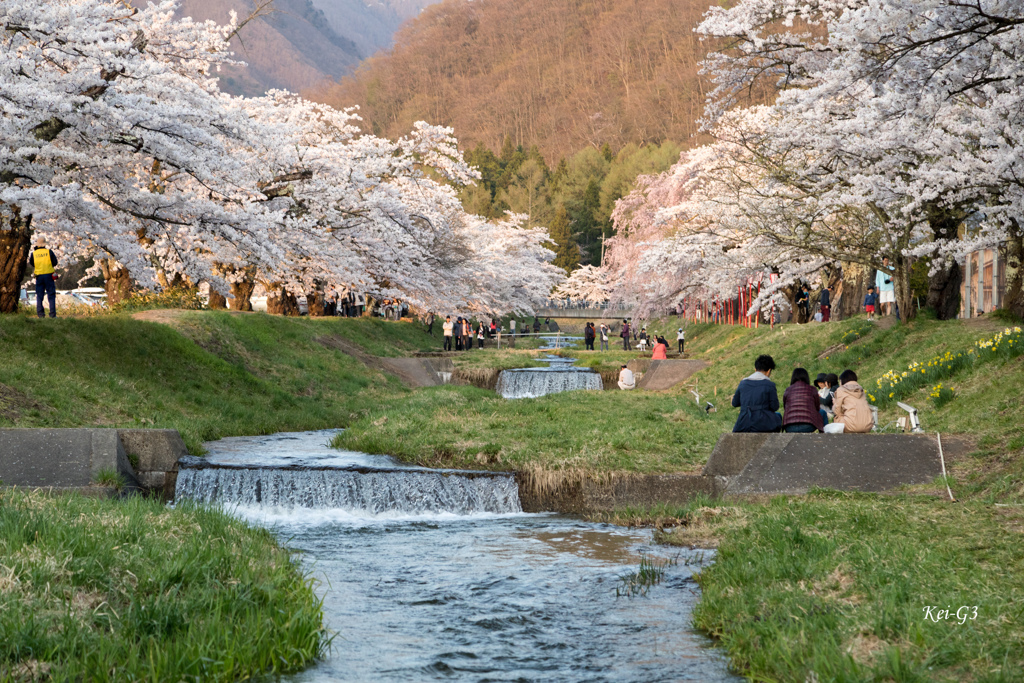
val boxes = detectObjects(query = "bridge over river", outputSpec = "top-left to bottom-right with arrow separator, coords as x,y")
534,305 -> 635,319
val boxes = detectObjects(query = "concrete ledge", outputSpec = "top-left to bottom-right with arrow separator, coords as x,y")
517,471 -> 718,514
2,428 -> 189,499
0,428 -> 140,491
636,359 -> 709,391
705,433 -> 946,496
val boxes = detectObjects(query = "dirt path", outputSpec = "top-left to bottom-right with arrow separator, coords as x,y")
316,335 -> 441,388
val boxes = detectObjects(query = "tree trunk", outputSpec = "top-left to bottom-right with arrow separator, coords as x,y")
229,271 -> 256,312
306,290 -> 325,317
924,204 -> 965,320
926,260 -> 962,320
780,285 -> 798,324
1004,225 -> 1024,319
267,286 -> 300,316
100,259 -> 132,305
208,289 -> 228,310
894,255 -> 915,322
0,207 -> 32,314
838,263 -> 871,320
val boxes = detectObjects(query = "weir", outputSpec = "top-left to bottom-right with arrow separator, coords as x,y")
174,460 -> 522,515
495,366 -> 603,399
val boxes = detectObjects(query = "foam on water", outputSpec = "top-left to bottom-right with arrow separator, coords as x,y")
495,366 -> 603,398
174,466 -> 522,516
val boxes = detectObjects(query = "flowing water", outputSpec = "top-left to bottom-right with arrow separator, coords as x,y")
496,338 -> 603,399
177,431 -> 739,682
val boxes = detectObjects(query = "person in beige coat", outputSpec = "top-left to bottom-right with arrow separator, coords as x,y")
832,370 -> 874,433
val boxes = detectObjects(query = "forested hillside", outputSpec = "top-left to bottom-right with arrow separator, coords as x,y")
462,140 -> 681,267
163,0 -> 439,96
314,0 -> 770,160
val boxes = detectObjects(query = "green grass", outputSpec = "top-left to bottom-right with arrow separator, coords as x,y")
337,314 -> 1024,477
334,383 -> 731,472
91,468 -> 125,490
0,489 -> 326,681
0,312 -> 437,453
450,348 -> 547,371
690,492 -> 1024,682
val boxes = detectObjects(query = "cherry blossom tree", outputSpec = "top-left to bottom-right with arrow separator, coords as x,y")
0,0 -> 562,318
695,0 -> 1024,318
0,0 -> 280,310
553,264 -> 609,304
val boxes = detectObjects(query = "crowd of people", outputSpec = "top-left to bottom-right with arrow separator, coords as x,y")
731,354 -> 874,434
323,290 -> 367,317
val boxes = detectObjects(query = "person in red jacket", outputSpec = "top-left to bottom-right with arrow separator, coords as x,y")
782,367 -> 824,433
27,235 -> 58,318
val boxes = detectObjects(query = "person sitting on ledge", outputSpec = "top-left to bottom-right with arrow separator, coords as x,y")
617,364 -> 636,391
782,367 -> 824,433
827,369 -> 874,433
651,336 -> 668,360
731,354 -> 782,433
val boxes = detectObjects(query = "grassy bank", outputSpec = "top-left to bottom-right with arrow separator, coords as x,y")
0,311 -> 436,452
0,489 -> 325,681
337,314 -> 1024,478
670,492 -> 1024,682
334,383 -> 725,471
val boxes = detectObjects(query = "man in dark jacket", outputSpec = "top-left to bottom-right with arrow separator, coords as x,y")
819,285 -> 832,322
731,354 -> 782,432
27,235 -> 58,318
620,320 -> 632,350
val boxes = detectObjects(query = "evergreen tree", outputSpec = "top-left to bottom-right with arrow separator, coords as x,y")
549,204 -> 580,274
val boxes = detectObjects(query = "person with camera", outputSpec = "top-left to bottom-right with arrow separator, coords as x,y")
875,257 -> 896,317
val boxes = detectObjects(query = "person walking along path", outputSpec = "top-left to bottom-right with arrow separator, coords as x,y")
28,236 -> 58,319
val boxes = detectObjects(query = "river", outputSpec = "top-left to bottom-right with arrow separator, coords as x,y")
178,430 -> 739,682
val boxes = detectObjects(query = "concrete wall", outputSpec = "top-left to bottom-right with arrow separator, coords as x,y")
704,432 -> 948,496
516,471 -> 719,514
1,428 -> 187,499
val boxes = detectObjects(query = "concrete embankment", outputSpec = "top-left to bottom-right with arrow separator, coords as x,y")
0,428 -> 186,499
2,429 -> 968,512
515,432 -> 971,514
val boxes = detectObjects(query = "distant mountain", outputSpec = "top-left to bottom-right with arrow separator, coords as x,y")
166,0 -> 440,96
311,0 -> 776,160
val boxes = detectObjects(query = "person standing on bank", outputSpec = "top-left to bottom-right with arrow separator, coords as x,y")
819,285 -> 832,322
731,354 -> 783,433
620,319 -> 632,351
599,323 -> 610,351
442,316 -> 454,351
875,257 -> 896,317
584,322 -> 595,350
676,327 -> 685,354
28,235 -> 58,319
426,311 -> 435,335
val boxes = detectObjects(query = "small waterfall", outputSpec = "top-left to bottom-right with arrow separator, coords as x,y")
174,462 -> 521,515
495,368 -> 603,399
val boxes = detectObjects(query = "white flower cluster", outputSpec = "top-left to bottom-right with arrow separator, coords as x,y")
599,0 -> 1023,317
0,0 -> 563,315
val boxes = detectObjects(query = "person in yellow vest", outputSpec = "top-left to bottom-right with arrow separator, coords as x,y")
28,235 -> 59,318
